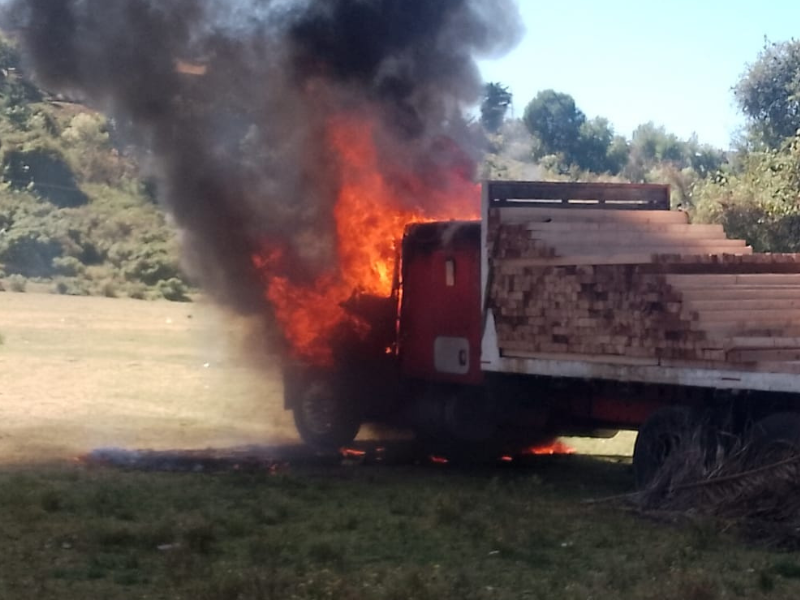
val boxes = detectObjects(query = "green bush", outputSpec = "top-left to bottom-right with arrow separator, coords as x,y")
52,256 -> 86,277
693,135 -> 800,252
7,274 -> 27,292
98,280 -> 119,298
0,34 -> 21,71
0,227 -> 63,277
157,278 -> 191,302
52,277 -> 90,296
0,37 -> 42,130
61,113 -> 127,184
2,145 -> 88,208
124,282 -> 148,300
123,245 -> 184,287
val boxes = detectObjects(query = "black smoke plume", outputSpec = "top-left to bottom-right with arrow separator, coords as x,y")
2,0 -> 522,350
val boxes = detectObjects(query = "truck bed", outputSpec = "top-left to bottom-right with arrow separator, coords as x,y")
480,181 -> 800,393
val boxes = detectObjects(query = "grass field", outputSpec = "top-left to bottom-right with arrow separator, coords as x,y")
2,291 -> 800,599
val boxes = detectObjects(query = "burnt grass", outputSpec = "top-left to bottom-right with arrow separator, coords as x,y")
1,456 -> 800,600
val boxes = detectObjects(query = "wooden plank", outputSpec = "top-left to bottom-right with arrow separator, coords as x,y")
729,349 -> 800,363
524,223 -> 724,235
725,337 -> 800,349
699,323 -> 800,336
691,310 -> 800,323
552,238 -> 747,247
500,350 -> 659,366
667,274 -> 800,287
680,287 -> 800,300
685,299 -> 800,311
499,253 -> 752,267
529,232 -> 730,244
548,242 -> 748,255
499,254 -> 658,266
498,207 -> 687,224
487,181 -> 670,209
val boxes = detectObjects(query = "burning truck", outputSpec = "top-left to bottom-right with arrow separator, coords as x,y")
11,0 -> 800,487
279,179 -> 800,487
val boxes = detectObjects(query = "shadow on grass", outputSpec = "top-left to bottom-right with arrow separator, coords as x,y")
0,440 -> 635,502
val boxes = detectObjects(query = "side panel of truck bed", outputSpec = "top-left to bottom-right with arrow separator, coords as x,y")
479,180 -> 800,394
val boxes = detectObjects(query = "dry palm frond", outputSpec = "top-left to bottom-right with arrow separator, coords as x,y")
621,426 -> 800,548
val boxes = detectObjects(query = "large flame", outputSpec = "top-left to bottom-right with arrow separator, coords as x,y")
255,114 -> 478,364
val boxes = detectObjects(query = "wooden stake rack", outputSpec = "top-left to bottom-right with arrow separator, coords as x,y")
486,182 -> 800,375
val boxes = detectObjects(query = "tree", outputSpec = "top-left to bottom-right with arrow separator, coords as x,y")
684,136 -> 725,177
523,90 -> 586,161
693,135 -> 800,252
0,33 -> 21,71
574,117 -> 612,172
623,122 -> 688,180
734,39 -> 800,148
573,117 -> 629,173
629,122 -> 684,163
606,135 -> 631,175
480,82 -> 512,133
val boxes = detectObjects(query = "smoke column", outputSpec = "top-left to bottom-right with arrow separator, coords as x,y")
2,0 -> 523,357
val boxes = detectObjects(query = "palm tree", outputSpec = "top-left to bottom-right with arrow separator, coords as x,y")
480,82 -> 513,134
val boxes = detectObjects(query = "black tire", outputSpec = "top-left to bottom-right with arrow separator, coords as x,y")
443,391 -> 498,443
633,406 -> 692,489
745,412 -> 800,465
292,381 -> 360,450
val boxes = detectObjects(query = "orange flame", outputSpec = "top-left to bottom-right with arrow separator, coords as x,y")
523,441 -> 576,456
255,113 -> 478,364
340,447 -> 367,458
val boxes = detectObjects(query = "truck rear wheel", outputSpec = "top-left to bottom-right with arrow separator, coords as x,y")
292,381 -> 360,450
633,406 -> 692,489
745,412 -> 800,465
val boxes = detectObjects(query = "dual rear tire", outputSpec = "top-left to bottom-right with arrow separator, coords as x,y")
633,407 -> 800,489
632,406 -> 694,489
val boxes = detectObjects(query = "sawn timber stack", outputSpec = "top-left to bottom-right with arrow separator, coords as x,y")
487,184 -> 800,375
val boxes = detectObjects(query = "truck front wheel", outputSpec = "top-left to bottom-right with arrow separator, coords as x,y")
292,381 -> 360,450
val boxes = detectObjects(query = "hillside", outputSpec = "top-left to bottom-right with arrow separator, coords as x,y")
0,33 -> 189,301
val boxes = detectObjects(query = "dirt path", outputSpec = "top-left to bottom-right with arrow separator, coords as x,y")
0,292 -> 296,463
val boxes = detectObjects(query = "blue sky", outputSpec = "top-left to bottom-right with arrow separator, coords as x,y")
479,1 -> 800,149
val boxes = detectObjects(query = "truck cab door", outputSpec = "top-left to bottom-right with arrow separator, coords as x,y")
398,222 -> 482,385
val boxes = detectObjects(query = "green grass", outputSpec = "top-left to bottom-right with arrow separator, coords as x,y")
1,459 -> 800,600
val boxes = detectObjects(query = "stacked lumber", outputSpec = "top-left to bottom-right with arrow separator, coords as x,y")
489,206 -> 800,374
